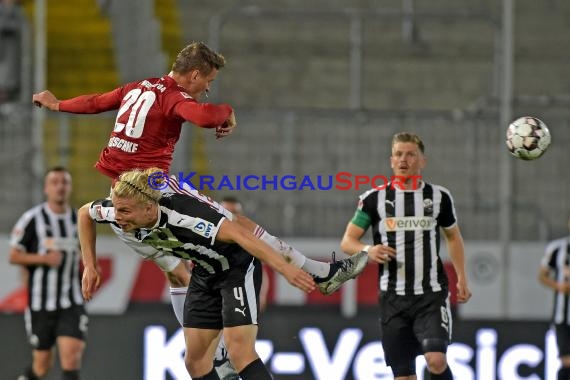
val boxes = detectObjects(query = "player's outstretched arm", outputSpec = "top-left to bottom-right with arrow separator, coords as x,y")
216,218 -> 316,293
34,88 -> 123,114
32,90 -> 60,111
78,202 -> 101,301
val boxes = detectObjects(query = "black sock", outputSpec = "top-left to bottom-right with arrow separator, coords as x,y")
430,365 -> 453,380
239,358 -> 273,380
558,366 -> 570,380
193,367 -> 221,380
62,369 -> 80,380
20,366 -> 40,380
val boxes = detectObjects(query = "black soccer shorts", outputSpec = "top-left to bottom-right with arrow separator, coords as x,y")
25,305 -> 88,350
555,324 -> 570,356
379,290 -> 452,376
184,258 -> 263,329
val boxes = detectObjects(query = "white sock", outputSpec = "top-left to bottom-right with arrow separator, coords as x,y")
257,227 -> 331,278
170,287 -> 187,326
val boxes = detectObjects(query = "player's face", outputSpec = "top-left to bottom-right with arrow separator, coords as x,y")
112,196 -> 155,232
390,142 -> 426,177
186,68 -> 218,100
44,171 -> 72,205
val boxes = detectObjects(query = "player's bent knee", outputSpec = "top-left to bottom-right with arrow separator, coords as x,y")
32,363 -> 51,377
58,337 -> 85,368
225,337 -> 255,357
32,352 -> 53,376
224,339 -> 257,371
60,351 -> 84,369
184,355 -> 204,375
424,352 -> 448,373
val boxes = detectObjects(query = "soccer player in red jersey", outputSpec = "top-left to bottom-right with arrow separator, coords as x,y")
33,42 -> 236,178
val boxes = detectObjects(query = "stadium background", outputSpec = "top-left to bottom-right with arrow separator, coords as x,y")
0,0 -> 569,379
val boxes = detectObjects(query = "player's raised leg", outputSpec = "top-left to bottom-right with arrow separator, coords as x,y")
170,175 -> 369,295
251,222 -> 369,295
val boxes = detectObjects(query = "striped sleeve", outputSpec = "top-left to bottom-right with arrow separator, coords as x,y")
541,239 -> 562,269
436,186 -> 457,229
10,208 -> 38,252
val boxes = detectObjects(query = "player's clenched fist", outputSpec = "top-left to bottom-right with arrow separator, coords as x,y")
216,111 -> 237,139
32,90 -> 61,111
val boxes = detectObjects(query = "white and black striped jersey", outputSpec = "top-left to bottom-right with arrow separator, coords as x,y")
10,203 -> 83,311
351,181 -> 457,296
541,237 -> 570,325
90,193 -> 253,277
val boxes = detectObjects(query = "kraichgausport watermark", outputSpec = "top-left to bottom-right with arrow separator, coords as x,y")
147,172 -> 422,191
148,171 -> 170,190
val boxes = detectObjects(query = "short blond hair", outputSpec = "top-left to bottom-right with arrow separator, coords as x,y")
112,168 -> 164,205
392,132 -> 425,154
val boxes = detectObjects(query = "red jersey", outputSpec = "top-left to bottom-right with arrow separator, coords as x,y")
59,75 -> 232,178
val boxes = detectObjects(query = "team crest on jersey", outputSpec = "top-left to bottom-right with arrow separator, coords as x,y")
191,218 -> 215,238
384,199 -> 395,217
423,199 -> 434,216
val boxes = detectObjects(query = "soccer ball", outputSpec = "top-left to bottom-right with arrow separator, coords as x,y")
505,116 -> 551,160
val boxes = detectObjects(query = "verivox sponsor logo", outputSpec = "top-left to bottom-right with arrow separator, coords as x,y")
385,217 -> 434,231
147,172 -> 422,191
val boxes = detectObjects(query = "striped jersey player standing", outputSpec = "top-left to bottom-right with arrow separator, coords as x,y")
538,222 -> 570,380
340,132 -> 471,380
9,167 -> 87,380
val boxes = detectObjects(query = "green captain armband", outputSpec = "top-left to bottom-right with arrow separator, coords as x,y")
351,209 -> 371,230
